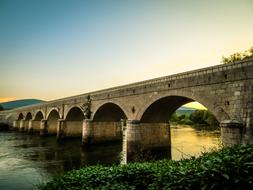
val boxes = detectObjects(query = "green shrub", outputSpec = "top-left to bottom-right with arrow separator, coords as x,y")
38,144 -> 253,190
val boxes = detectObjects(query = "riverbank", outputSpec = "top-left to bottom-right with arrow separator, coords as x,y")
38,144 -> 253,190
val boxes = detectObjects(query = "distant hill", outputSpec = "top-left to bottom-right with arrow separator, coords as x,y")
176,106 -> 196,116
0,99 -> 45,110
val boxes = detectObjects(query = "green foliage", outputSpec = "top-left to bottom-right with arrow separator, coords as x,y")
189,110 -> 218,126
0,105 -> 3,111
38,144 -> 253,190
170,110 -> 218,129
221,46 -> 253,64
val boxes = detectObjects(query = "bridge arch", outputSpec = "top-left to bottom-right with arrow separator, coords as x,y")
46,109 -> 60,135
93,102 -> 127,122
32,111 -> 44,132
17,113 -> 24,120
136,91 -> 229,123
34,110 -> 44,120
25,112 -> 32,120
64,106 -> 85,137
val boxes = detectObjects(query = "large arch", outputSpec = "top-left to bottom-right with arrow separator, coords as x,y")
137,91 -> 229,123
47,109 -> 60,135
140,96 -> 193,123
64,107 -> 85,137
126,93 -> 227,162
33,111 -> 44,132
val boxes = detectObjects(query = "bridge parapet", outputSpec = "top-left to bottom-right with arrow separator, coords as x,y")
4,57 -> 252,114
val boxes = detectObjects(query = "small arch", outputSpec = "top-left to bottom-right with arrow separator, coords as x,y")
25,112 -> 32,120
17,113 -> 24,120
34,111 -> 44,121
47,109 -> 60,135
64,107 -> 85,137
93,103 -> 127,122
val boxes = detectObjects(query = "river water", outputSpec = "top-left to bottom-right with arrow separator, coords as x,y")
0,126 -> 220,190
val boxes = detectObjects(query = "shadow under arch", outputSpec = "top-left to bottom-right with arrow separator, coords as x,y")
25,112 -> 32,120
32,111 -> 44,133
140,96 -> 193,123
34,111 -> 44,120
17,113 -> 24,120
93,102 -> 127,122
47,109 -> 60,135
138,93 -> 229,123
64,107 -> 85,137
85,102 -> 127,144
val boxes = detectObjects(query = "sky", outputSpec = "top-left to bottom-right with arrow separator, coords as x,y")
0,0 -> 253,106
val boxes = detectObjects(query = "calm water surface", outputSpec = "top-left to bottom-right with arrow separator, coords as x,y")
0,126 -> 220,190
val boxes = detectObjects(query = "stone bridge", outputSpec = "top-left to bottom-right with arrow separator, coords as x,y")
1,57 -> 253,161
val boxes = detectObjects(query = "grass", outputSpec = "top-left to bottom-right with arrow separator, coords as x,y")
38,144 -> 253,190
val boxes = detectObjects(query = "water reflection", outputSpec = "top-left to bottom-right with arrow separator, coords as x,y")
171,125 -> 220,160
0,126 -> 220,190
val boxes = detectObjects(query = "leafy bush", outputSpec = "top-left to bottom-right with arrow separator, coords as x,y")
38,144 -> 253,190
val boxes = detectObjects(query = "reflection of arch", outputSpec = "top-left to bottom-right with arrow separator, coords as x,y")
25,112 -> 32,120
17,113 -> 24,120
64,106 -> 85,120
47,109 -> 60,135
137,92 -> 229,122
34,111 -> 44,121
93,102 -> 127,122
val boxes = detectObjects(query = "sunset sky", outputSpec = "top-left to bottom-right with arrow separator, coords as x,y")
1,0 -> 253,106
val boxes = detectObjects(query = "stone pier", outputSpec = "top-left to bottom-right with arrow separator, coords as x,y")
125,120 -> 171,162
19,119 -> 25,132
40,119 -> 47,136
57,119 -> 66,139
82,120 -> 122,145
221,120 -> 243,146
27,120 -> 33,133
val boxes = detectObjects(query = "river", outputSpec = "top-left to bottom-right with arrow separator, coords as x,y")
0,125 -> 220,190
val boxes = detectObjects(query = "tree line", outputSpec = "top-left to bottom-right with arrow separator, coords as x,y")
170,110 -> 219,130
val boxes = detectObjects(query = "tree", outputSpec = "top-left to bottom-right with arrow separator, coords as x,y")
221,46 -> 253,64
0,105 -> 3,111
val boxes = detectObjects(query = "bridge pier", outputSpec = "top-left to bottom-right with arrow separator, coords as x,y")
19,119 -> 25,132
221,120 -> 243,146
32,120 -> 42,133
13,120 -> 18,130
27,120 -> 33,133
124,120 -> 171,162
57,119 -> 66,139
40,119 -> 47,136
82,119 -> 122,145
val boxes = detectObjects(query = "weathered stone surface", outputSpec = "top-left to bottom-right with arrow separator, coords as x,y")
0,57 -> 252,146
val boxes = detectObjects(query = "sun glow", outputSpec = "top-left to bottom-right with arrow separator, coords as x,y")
0,97 -> 16,103
183,102 -> 207,110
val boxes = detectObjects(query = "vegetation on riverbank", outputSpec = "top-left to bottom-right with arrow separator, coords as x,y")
170,110 -> 219,131
38,144 -> 253,190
